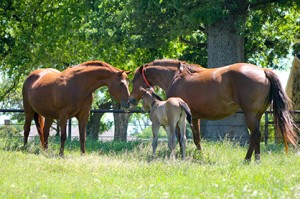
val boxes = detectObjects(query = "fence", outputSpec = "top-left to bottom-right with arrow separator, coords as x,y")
0,109 -> 299,144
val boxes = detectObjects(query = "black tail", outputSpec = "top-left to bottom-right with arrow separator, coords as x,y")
179,101 -> 192,126
264,69 -> 299,152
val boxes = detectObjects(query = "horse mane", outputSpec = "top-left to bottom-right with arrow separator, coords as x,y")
151,59 -> 181,67
74,61 -> 121,72
144,59 -> 202,73
180,63 -> 202,73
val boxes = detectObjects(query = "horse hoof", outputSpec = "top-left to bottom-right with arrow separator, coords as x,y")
243,158 -> 251,164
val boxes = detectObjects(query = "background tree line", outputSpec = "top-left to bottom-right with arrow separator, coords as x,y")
0,0 -> 299,140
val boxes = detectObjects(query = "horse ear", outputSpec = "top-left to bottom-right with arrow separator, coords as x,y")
125,70 -> 131,75
139,64 -> 146,73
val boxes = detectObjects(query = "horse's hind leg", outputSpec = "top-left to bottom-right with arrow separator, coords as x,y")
178,116 -> 187,160
191,118 -> 201,150
165,125 -> 176,159
34,113 -> 45,149
24,111 -> 34,148
58,118 -> 68,156
244,112 -> 261,162
152,123 -> 160,156
44,118 -> 54,150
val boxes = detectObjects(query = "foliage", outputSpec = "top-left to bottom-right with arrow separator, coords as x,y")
245,3 -> 300,69
1,0 -> 299,104
0,137 -> 300,198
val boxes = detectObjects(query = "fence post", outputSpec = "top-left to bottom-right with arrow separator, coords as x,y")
264,112 -> 268,145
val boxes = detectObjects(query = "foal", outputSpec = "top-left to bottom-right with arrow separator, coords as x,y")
141,88 -> 192,159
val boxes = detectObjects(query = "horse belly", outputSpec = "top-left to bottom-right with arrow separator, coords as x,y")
191,103 -> 239,120
168,87 -> 238,120
28,86 -> 63,119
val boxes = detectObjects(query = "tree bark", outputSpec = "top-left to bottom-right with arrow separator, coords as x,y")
86,101 -> 112,140
113,102 -> 131,141
202,15 -> 249,145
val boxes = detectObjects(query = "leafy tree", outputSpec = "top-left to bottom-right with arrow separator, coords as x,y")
1,0 -> 299,142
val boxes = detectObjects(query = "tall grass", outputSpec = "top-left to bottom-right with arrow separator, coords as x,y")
0,135 -> 300,198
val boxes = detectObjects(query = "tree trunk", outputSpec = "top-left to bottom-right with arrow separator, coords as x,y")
113,102 -> 131,141
87,102 -> 112,140
202,15 -> 249,145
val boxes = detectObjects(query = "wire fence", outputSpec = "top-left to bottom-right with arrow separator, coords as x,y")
0,109 -> 300,144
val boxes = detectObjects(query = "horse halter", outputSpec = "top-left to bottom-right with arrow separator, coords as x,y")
141,67 -> 153,90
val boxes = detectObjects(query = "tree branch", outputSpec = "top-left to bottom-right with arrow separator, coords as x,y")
250,0 -> 288,9
179,36 -> 207,48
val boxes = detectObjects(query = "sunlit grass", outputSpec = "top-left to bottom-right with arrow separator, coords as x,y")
0,135 -> 300,198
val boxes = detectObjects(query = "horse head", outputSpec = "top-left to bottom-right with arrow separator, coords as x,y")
129,65 -> 153,106
108,70 -> 131,109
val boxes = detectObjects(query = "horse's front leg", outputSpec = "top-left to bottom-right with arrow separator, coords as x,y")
192,118 -> 201,150
77,110 -> 90,155
152,123 -> 160,156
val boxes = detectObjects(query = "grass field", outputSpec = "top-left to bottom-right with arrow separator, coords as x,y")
0,136 -> 300,198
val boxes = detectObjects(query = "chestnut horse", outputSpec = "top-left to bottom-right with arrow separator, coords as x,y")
130,59 -> 299,161
23,61 -> 130,155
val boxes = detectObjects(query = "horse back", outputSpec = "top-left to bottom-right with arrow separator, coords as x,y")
167,63 -> 271,119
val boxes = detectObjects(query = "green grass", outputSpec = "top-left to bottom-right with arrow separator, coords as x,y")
0,136 -> 300,198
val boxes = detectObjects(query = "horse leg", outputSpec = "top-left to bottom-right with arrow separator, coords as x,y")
178,117 -> 187,160
152,123 -> 160,156
175,125 -> 183,156
44,118 -> 54,150
244,112 -> 261,162
77,111 -> 90,155
24,111 -> 34,148
168,125 -> 177,160
33,113 -> 45,149
59,118 -> 67,156
192,118 -> 201,150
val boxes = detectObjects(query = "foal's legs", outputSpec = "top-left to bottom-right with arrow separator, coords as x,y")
175,125 -> 182,153
178,116 -> 187,160
191,118 -> 201,150
44,118 -> 54,150
244,112 -> 262,161
152,123 -> 160,156
165,125 -> 176,159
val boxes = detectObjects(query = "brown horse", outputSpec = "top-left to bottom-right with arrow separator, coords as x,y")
141,88 -> 192,159
130,59 -> 299,161
23,61 -> 130,155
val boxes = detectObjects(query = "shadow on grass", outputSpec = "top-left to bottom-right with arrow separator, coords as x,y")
1,135 -> 294,163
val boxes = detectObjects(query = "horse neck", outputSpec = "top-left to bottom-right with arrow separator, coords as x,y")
69,67 -> 116,94
146,66 -> 177,91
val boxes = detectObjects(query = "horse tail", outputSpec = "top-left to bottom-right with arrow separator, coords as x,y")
33,112 -> 45,148
264,69 -> 299,153
179,101 -> 192,126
